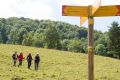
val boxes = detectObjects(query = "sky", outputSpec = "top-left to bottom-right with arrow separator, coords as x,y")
0,0 -> 120,32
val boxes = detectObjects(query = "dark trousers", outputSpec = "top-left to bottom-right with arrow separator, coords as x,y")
13,59 -> 17,66
28,61 -> 32,69
35,62 -> 39,70
18,60 -> 22,67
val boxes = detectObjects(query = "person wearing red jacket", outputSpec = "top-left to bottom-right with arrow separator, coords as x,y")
18,52 -> 24,67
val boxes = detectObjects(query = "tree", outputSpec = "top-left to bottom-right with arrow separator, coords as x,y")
94,32 -> 109,55
61,39 -> 69,51
77,27 -> 87,39
95,44 -> 106,56
22,31 -> 33,46
9,28 -> 19,44
68,39 -> 83,52
80,38 -> 87,53
17,28 -> 28,44
44,25 -> 61,49
0,33 -> 3,43
0,22 -> 9,43
0,17 -> 113,57
108,22 -> 120,59
32,33 -> 44,47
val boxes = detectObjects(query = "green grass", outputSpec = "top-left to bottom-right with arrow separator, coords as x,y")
0,44 -> 120,80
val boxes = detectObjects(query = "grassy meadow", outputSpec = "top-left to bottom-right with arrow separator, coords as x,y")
0,44 -> 120,80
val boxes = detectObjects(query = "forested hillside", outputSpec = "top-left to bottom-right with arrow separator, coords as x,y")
0,17 -> 119,59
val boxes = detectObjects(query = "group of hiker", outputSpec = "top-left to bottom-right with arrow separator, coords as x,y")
12,51 -> 40,70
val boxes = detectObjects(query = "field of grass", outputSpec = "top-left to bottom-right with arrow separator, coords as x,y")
0,44 -> 120,80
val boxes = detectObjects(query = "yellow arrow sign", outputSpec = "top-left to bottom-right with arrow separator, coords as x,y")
80,17 -> 87,25
62,5 -> 89,17
80,0 -> 101,25
94,5 -> 120,17
92,0 -> 101,15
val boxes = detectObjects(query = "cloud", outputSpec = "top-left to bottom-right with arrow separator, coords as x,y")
61,0 -> 93,6
0,0 -> 17,18
0,0 -> 53,20
62,0 -> 120,6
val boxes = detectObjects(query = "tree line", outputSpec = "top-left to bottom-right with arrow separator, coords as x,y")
0,17 -> 120,59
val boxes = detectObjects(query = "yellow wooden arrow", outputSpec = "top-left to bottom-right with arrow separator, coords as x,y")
94,5 -> 120,17
80,0 -> 101,25
62,5 -> 89,17
92,0 -> 101,15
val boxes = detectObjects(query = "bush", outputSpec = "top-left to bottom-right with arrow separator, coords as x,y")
68,39 -> 83,53
95,44 -> 107,56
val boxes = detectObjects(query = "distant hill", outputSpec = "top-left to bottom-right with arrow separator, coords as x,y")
0,17 -> 105,54
0,44 -> 119,80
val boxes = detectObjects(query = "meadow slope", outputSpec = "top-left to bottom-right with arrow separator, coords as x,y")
0,44 -> 120,80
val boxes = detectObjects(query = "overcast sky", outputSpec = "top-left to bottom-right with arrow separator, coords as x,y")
0,0 -> 120,32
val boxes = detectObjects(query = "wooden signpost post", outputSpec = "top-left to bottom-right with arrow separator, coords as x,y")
62,0 -> 120,80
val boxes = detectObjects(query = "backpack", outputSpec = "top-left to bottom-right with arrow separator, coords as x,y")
35,56 -> 40,62
12,54 -> 16,59
27,55 -> 32,61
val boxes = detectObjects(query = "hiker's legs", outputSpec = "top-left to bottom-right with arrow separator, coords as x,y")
13,60 -> 16,66
20,61 -> 22,65
18,61 -> 22,66
28,61 -> 31,69
35,62 -> 36,70
28,62 -> 30,69
35,62 -> 37,70
36,62 -> 39,70
29,61 -> 31,68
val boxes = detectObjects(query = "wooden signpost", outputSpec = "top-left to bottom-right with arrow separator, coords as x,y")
62,0 -> 120,80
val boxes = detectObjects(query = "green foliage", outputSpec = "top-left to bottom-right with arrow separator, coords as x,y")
61,39 -> 69,51
80,38 -> 87,53
68,39 -> 83,52
95,33 -> 108,47
94,32 -> 109,55
0,21 -> 9,43
94,30 -> 102,41
0,33 -> 3,43
76,27 -> 87,39
1,17 -> 118,58
32,33 -> 44,47
44,26 -> 60,49
22,31 -> 33,46
108,21 -> 120,59
17,28 -> 28,44
95,44 -> 107,56
9,28 -> 19,44
0,17 -> 91,52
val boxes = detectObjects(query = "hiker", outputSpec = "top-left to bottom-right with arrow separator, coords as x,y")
18,52 -> 24,67
27,53 -> 33,69
34,54 -> 40,70
12,51 -> 18,66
